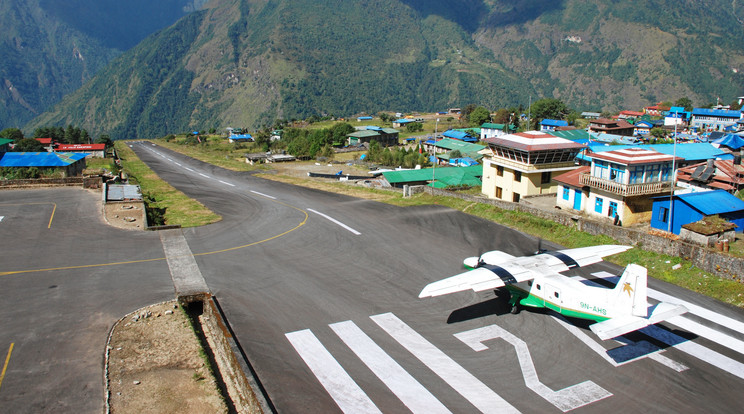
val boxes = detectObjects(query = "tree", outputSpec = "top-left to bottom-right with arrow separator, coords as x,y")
406,122 -> 423,132
95,134 -> 114,148
650,127 -> 666,139
469,106 -> 491,127
0,128 -> 24,141
492,108 -> 510,124
530,98 -> 570,122
730,100 -> 742,111
13,138 -> 45,152
674,97 -> 693,111
461,104 -> 477,122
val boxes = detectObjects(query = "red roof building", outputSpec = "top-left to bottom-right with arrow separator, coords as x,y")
587,118 -> 635,136
677,159 -> 744,192
644,103 -> 671,116
618,110 -> 644,119
55,143 -> 106,158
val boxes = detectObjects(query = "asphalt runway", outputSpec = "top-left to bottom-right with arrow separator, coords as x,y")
2,141 -> 744,413
130,142 -> 744,413
0,187 -> 174,413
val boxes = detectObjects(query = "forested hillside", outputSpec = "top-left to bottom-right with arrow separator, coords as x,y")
0,0 -> 201,128
25,0 -> 744,140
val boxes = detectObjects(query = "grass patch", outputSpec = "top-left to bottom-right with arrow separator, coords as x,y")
153,137 -> 262,172
114,141 -> 221,227
85,157 -> 116,171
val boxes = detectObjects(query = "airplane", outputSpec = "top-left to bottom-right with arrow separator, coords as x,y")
419,244 -> 688,340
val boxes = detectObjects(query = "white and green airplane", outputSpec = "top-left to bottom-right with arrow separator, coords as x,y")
419,244 -> 687,340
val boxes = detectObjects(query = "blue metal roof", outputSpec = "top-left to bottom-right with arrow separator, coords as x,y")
692,108 -> 741,118
0,152 -> 88,167
578,143 -> 727,162
655,190 -> 744,215
540,119 -> 568,127
442,130 -> 477,142
395,119 -> 415,124
366,126 -> 382,131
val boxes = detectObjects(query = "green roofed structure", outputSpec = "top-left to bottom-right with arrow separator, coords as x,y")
347,127 -> 399,147
382,165 -> 482,188
546,129 -> 591,141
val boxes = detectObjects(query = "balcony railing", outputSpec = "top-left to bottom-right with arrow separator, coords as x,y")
579,173 -> 671,196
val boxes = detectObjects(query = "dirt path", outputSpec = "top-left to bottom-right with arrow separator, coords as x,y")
105,301 -> 227,413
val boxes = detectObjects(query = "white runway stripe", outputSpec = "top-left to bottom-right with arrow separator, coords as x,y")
198,173 -> 209,178
330,321 -> 451,414
250,190 -> 275,199
285,329 -> 382,414
371,313 -> 520,414
218,180 -> 236,187
308,209 -> 361,235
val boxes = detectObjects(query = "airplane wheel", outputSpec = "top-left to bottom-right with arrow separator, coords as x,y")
510,303 -> 520,314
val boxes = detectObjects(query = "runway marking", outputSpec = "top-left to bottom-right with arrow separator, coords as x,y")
584,273 -> 744,356
455,325 -> 611,412
250,190 -> 275,199
184,167 -> 194,172
286,329 -> 382,414
218,180 -> 236,187
0,202 -> 56,228
0,216 -> 3,222
307,209 -> 361,235
550,313 -> 688,372
330,321 -> 451,414
174,162 -> 182,166
198,173 -> 210,178
371,313 -> 519,413
0,343 -> 14,392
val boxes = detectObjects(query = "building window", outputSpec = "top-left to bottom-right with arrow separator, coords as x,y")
608,201 -> 618,218
541,171 -> 551,184
595,197 -> 603,213
658,206 -> 668,223
496,165 -> 504,176
513,192 -> 520,203
562,187 -> 570,200
495,187 -> 503,199
514,171 -> 522,182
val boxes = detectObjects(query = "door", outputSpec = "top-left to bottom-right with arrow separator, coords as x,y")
546,284 -> 562,312
573,189 -> 582,210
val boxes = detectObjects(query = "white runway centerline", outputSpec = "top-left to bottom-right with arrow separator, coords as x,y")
250,190 -> 275,199
307,209 -> 361,235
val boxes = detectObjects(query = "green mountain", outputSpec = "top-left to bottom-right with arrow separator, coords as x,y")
0,0 -> 201,128
26,0 -> 744,139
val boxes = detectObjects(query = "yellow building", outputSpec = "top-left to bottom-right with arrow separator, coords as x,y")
481,131 -> 586,202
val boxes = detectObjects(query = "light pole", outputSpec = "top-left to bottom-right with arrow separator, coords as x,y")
432,118 -> 439,190
667,108 -> 679,233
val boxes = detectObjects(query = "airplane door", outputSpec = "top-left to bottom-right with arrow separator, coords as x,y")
546,284 -> 562,312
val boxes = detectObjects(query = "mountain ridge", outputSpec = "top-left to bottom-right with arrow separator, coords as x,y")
23,0 -> 744,139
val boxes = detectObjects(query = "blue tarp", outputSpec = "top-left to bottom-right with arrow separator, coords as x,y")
448,157 -> 479,167
712,134 -> 744,150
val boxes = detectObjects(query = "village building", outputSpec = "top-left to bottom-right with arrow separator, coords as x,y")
555,147 -> 682,226
676,158 -> 744,193
480,131 -> 585,202
690,108 -> 742,132
587,118 -> 635,136
539,119 -> 568,131
0,152 -> 88,176
55,143 -> 106,158
346,126 -> 399,147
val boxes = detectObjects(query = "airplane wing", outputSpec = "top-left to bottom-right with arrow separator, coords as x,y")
419,244 -> 632,299
418,263 -> 537,298
589,302 -> 688,340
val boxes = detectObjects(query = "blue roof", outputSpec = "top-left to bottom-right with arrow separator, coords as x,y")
0,152 -> 88,167
229,134 -> 253,140
395,119 -> 416,124
692,108 -> 741,118
635,121 -> 654,127
357,116 -> 373,120
578,143 -> 728,163
712,134 -> 744,150
366,126 -> 383,131
655,190 -> 744,215
540,119 -> 568,127
442,130 -> 477,142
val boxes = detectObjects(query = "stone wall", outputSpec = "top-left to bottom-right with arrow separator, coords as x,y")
422,186 -> 744,282
0,177 -> 85,188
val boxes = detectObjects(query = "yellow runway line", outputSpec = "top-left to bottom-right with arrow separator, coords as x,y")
0,342 -> 14,392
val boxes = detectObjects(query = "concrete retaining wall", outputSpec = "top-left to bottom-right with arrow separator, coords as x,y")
0,177 -> 85,188
199,297 -> 271,414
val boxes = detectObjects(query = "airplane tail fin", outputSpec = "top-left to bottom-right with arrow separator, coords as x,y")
612,264 -> 648,318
